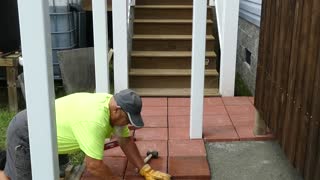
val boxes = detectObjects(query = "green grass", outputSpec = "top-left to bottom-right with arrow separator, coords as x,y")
0,108 -> 14,149
235,73 -> 253,96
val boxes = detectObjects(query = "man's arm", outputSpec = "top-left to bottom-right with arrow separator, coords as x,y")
85,155 -> 120,180
118,137 -> 144,170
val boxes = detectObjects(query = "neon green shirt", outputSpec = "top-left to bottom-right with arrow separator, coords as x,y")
55,93 -> 130,160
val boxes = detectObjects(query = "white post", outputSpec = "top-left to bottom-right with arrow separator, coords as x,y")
92,0 -> 109,93
219,0 -> 239,96
190,0 -> 207,139
113,0 -> 129,93
17,0 -> 59,179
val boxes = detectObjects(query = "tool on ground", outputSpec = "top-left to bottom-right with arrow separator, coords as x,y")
144,150 -> 159,164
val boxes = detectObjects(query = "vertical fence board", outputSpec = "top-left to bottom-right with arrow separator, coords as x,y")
255,0 -> 320,178
282,0 -> 303,158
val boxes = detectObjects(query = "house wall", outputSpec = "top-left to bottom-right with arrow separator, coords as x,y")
236,0 -> 262,95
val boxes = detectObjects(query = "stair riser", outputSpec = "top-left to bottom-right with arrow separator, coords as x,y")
134,23 -> 213,35
136,0 -> 194,5
130,76 -> 219,88
135,9 -> 212,20
132,40 -> 215,51
131,57 -> 216,69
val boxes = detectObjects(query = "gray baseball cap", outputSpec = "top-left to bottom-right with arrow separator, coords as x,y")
114,89 -> 144,128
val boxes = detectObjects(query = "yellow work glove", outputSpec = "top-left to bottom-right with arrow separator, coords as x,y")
139,164 -> 171,180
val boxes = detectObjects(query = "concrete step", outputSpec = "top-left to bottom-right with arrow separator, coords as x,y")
134,19 -> 214,35
135,5 -> 213,19
132,35 -> 215,51
132,88 -> 220,96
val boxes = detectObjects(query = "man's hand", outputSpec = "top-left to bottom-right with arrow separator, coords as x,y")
139,164 -> 171,180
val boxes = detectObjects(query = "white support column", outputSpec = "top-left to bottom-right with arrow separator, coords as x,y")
113,0 -> 129,93
190,0 -> 207,139
17,0 -> 59,179
219,0 -> 240,96
92,0 -> 109,93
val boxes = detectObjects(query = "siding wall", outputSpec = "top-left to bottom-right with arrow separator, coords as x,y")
239,0 -> 262,27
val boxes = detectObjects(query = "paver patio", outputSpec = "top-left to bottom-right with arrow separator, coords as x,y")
81,97 -> 274,179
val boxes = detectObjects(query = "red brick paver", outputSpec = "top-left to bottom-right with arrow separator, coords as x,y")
82,97 -> 274,180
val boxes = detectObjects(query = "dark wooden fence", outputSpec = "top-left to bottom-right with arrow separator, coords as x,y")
254,0 -> 320,179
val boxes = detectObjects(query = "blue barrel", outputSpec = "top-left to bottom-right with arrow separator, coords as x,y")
49,6 -> 77,79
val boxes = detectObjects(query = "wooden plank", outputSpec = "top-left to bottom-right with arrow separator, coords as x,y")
129,69 -> 218,76
133,35 -> 215,40
282,0 -> 303,158
254,0 -> 269,110
131,51 -> 216,57
294,0 -> 315,173
6,67 -> 18,112
132,88 -> 220,96
0,59 -> 18,67
134,19 -> 213,24
304,13 -> 320,178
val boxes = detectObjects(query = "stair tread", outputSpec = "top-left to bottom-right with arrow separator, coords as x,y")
133,34 -> 215,40
129,68 -> 218,76
135,5 -> 193,9
131,51 -> 216,57
134,19 -> 213,24
133,88 -> 220,96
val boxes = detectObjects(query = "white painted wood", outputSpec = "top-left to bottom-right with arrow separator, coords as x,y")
17,0 -> 59,179
215,0 -> 224,46
113,0 -> 129,93
190,0 -> 207,139
219,0 -> 240,96
209,0 -> 215,6
130,0 -> 136,6
92,0 -> 110,93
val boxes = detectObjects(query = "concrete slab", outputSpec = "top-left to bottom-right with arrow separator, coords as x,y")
206,141 -> 303,180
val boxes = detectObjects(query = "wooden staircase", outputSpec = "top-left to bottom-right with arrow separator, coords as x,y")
130,0 -> 219,96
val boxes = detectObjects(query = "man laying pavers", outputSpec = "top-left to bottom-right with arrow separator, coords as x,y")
0,89 -> 170,180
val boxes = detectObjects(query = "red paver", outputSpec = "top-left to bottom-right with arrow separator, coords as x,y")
225,105 -> 255,115
204,115 -> 233,127
125,157 -> 167,179
229,114 -> 255,126
222,97 -> 251,106
141,116 -> 167,128
168,116 -> 189,128
104,146 -> 126,157
168,157 -> 211,179
168,98 -> 190,107
135,140 -> 168,157
204,97 -> 224,106
169,140 -> 206,157
82,157 -> 127,179
134,128 -> 168,141
169,127 -> 189,140
204,126 -> 239,142
234,125 -> 256,141
204,105 -> 228,115
168,106 -> 190,116
141,107 -> 167,116
141,98 -> 167,107
249,97 -> 255,104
